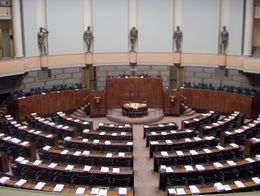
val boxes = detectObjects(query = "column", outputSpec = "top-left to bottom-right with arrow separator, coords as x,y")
219,0 -> 229,30
36,0 -> 47,28
243,0 -> 254,56
12,0 -> 23,57
174,0 -> 182,28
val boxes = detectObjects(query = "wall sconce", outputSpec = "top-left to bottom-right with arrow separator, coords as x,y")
170,95 -> 176,104
94,96 -> 100,104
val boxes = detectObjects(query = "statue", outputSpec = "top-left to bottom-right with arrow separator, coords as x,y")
38,27 -> 49,55
173,26 -> 183,52
130,27 -> 138,52
219,26 -> 229,54
83,26 -> 94,53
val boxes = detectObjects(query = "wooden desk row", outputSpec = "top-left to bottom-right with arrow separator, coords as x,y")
7,88 -> 89,121
180,88 -> 260,118
63,137 -> 133,152
82,129 -> 133,141
2,117 -> 58,147
97,123 -> 132,132
149,136 -> 218,158
153,143 -> 241,172
143,122 -> 178,138
220,119 -> 260,145
244,137 -> 260,156
146,129 -> 197,147
160,156 -> 260,189
167,178 -> 260,195
39,145 -> 133,167
199,112 -> 244,137
0,133 -> 36,159
181,111 -> 219,129
54,111 -> 93,130
0,174 -> 134,196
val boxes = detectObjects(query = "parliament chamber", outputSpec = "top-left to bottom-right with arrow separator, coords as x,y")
1,0 -> 260,196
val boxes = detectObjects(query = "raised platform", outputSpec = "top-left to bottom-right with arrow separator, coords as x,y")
106,108 -> 164,124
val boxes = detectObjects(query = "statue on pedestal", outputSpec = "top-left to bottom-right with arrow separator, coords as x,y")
83,26 -> 94,53
38,27 -> 49,55
130,27 -> 138,52
219,26 -> 229,54
173,26 -> 183,53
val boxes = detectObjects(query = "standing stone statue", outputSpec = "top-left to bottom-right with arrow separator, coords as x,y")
173,26 -> 183,52
130,27 -> 138,52
219,26 -> 229,54
38,27 -> 49,55
83,26 -> 94,53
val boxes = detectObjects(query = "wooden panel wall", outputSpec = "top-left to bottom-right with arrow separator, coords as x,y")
180,88 -> 259,118
7,89 -> 90,121
106,77 -> 163,108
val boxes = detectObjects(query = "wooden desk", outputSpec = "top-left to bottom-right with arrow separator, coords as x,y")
40,146 -> 133,167
167,179 -> 260,195
143,122 -> 178,138
82,129 -> 133,141
160,156 -> 259,189
180,88 -> 260,118
0,174 -> 134,195
98,123 -> 133,132
244,137 -> 260,156
106,77 -> 163,108
7,89 -> 89,121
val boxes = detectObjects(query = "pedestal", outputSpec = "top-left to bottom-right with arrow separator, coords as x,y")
85,52 -> 93,65
218,54 -> 226,68
129,52 -> 137,64
40,55 -> 48,69
173,52 -> 181,64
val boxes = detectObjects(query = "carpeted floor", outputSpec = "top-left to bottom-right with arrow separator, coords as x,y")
81,114 -> 200,196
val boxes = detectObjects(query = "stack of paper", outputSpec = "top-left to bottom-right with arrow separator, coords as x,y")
83,129 -> 90,133
151,132 -> 157,135
118,187 -> 127,195
53,184 -> 64,192
112,168 -> 120,174
112,133 -> 117,136
48,163 -> 57,169
189,185 -> 200,194
83,165 -> 91,172
234,181 -> 245,188
168,188 -> 176,195
166,140 -> 173,144
121,132 -> 126,135
205,136 -> 215,140
14,179 -> 27,187
106,153 -> 112,158
34,182 -> 46,190
214,182 -> 224,192
189,150 -> 198,155
90,188 -> 99,195
245,158 -> 255,163
61,150 -> 68,154
150,141 -> 159,145
184,165 -> 193,172
75,187 -> 85,195
213,162 -> 224,169
176,188 -> 186,195
193,118 -> 199,122
195,164 -> 205,171
223,185 -> 231,191
158,124 -> 164,127
100,132 -> 105,135
161,132 -> 167,135
64,137 -> 72,141
74,151 -> 81,156
0,176 -> 10,184
125,124 -> 130,127
82,139 -> 88,142
194,137 -> 201,141
230,143 -> 239,148
166,167 -> 173,173
99,123 -> 104,126
185,138 -> 192,142
82,150 -> 90,156
93,139 -> 99,144
205,126 -> 212,129
33,160 -> 42,166
127,142 -> 133,145
109,124 -> 114,127
15,157 -> 25,163
119,126 -> 123,128
203,148 -> 212,153
144,125 -> 149,128
176,151 -> 184,156
186,129 -> 193,133
65,165 -> 74,171
170,130 -> 177,134
161,151 -> 169,158
252,177 -> 260,184
100,167 -> 109,173
105,140 -> 111,145
99,189 -> 108,196
20,160 -> 29,165
118,152 -> 125,157
216,145 -> 225,150
168,123 -> 174,126
226,160 -> 236,167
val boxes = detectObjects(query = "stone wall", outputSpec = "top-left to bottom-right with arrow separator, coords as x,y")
95,65 -> 171,90
184,66 -> 260,89
18,67 -> 82,91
